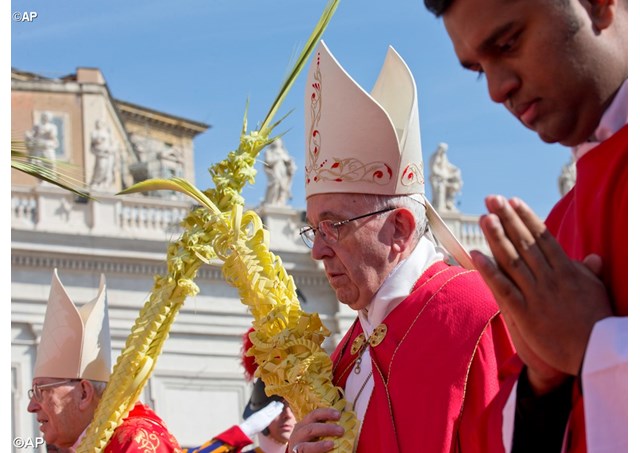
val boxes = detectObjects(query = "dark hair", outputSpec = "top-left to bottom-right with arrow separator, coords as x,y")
242,378 -> 284,420
425,0 -> 586,17
423,0 -> 454,17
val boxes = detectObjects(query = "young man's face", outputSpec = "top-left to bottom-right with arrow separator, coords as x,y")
267,404 -> 296,444
442,0 -> 617,146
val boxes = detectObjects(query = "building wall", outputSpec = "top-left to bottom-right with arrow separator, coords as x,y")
116,100 -> 204,186
11,89 -> 85,187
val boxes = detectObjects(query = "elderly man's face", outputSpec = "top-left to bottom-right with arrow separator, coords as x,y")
27,378 -> 83,448
306,193 -> 399,311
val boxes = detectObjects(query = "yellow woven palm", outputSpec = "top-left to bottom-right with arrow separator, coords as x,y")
75,1 -> 359,452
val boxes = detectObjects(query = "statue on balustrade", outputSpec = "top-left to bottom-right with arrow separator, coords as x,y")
263,138 -> 296,206
25,111 -> 60,174
89,119 -> 116,191
558,154 -> 577,196
429,142 -> 462,212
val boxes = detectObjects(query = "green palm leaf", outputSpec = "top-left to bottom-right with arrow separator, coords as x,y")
11,140 -> 92,200
118,177 -> 220,215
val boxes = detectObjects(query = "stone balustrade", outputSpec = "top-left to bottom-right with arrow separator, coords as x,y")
12,185 -> 191,241
439,211 -> 491,254
12,185 -> 489,254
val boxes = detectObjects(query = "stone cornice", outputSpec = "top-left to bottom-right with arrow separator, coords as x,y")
11,249 -> 330,286
10,251 -> 224,280
115,99 -> 210,137
11,74 -> 110,96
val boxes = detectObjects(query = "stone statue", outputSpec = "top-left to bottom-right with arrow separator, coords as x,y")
89,119 -> 116,190
558,154 -> 577,196
263,138 -> 296,206
429,142 -> 462,212
25,111 -> 60,173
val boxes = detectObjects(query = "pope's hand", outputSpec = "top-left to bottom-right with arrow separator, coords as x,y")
289,407 -> 343,453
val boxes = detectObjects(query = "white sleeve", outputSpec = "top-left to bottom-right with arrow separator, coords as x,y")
502,383 -> 517,451
581,316 -> 628,453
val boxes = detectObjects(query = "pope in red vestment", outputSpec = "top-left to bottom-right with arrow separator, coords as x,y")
331,261 -> 516,453
288,40 -> 517,453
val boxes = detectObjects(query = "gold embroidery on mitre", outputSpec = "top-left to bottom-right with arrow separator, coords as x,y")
401,162 -> 425,187
306,51 -> 394,188
306,51 -> 322,186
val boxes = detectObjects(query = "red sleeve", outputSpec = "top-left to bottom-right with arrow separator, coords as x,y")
212,425 -> 253,449
183,425 -> 254,453
457,315 -> 520,453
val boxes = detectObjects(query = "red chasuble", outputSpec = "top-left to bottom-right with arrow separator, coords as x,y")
489,126 -> 628,453
546,125 -> 628,453
546,125 -> 628,316
104,402 -> 182,453
331,261 -> 516,453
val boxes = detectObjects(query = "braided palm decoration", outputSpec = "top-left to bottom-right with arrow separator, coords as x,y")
76,1 -> 359,452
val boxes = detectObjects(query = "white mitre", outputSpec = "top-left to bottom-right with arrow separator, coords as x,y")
304,40 -> 424,197
34,269 -> 112,381
303,41 -> 474,269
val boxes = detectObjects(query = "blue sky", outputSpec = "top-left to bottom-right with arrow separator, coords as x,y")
10,0 -> 575,218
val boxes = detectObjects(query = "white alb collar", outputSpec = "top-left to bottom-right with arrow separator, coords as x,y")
573,79 -> 628,160
358,236 -> 443,335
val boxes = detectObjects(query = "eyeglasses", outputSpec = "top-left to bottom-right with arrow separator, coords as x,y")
299,207 -> 396,248
28,379 -> 79,402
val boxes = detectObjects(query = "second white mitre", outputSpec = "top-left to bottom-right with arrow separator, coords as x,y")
34,269 -> 112,381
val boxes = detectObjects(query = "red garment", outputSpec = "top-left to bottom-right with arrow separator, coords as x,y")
104,402 -> 182,453
331,261 -> 516,453
546,125 -> 628,316
547,125 -> 628,453
182,425 -> 256,453
489,126 -> 628,453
